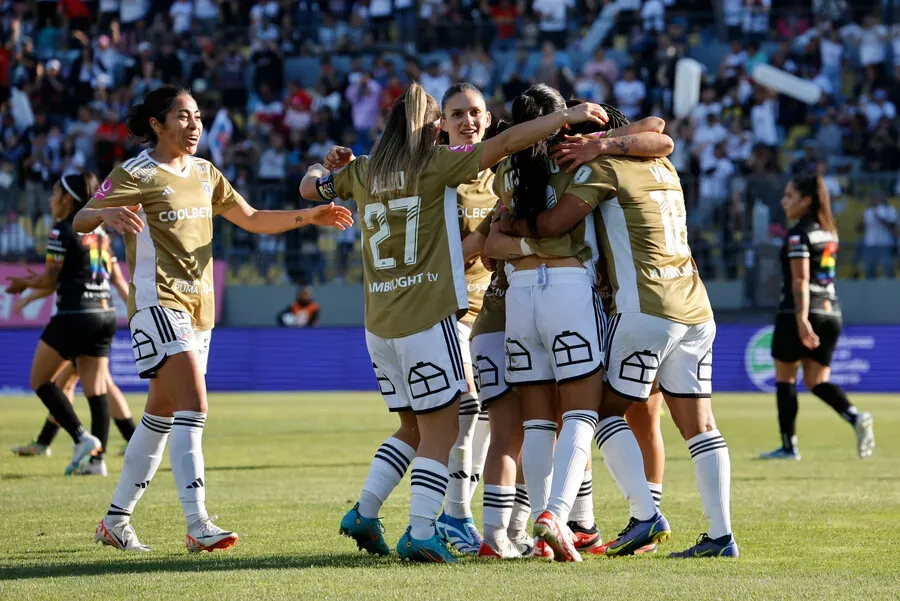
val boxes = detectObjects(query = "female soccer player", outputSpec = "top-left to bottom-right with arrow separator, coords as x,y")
301,82 -> 608,563
497,102 -> 737,559
12,254 -> 138,468
75,85 -> 353,553
484,86 -> 669,562
761,175 -> 874,460
5,173 -> 115,476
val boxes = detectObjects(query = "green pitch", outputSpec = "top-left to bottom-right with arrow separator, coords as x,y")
0,392 -> 897,600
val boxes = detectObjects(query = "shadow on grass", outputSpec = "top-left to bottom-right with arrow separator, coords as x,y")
155,461 -> 372,474
0,552 -> 399,580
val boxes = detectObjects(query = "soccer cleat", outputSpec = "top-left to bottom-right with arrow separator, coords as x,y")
567,521 -> 602,550
76,458 -> 108,476
855,412 -> 875,459
529,539 -> 554,560
759,447 -> 801,460
435,512 -> 483,554
11,441 -> 51,457
478,536 -> 526,559
339,503 -> 390,556
669,532 -> 739,558
64,433 -> 102,476
95,519 -> 151,552
185,517 -> 239,553
397,527 -> 456,563
533,511 -> 581,562
509,531 -> 534,556
603,513 -> 671,557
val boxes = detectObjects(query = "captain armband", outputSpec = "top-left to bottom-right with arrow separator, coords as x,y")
316,174 -> 337,201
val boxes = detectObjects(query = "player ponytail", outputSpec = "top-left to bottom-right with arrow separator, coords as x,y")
127,85 -> 191,145
792,174 -> 837,235
509,84 -> 566,235
59,171 -> 100,213
367,82 -> 441,200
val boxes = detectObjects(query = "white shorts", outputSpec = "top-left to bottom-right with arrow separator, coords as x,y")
605,312 -> 715,402
457,321 -> 473,366
471,331 -> 511,407
504,267 -> 606,385
366,315 -> 468,414
129,306 -> 212,379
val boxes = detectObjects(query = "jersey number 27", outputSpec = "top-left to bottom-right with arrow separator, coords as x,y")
364,197 -> 421,270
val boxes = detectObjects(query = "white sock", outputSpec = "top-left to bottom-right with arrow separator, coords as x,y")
688,429 -> 732,539
482,484 -> 515,543
649,481 -> 663,510
508,484 -> 530,539
358,437 -> 416,518
445,393 -> 478,519
409,457 -> 449,540
468,414 -> 491,503
569,469 -> 595,528
547,410 -> 597,522
594,417 -> 657,521
522,419 -> 556,521
170,411 -> 208,525
106,414 -> 173,524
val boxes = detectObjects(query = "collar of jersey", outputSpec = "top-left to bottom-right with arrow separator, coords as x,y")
141,150 -> 192,179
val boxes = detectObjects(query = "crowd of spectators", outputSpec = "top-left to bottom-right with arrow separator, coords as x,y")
0,0 -> 897,284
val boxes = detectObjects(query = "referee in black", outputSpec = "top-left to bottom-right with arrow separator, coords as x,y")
760,174 -> 875,461
5,172 -> 117,475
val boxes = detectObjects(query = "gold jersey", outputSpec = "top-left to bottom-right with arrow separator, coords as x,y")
331,144 -> 486,338
565,157 -> 713,325
470,202 -> 508,338
85,150 -> 241,330
493,157 -> 597,265
456,169 -> 497,325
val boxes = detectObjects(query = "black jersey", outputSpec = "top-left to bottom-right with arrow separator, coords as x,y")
777,218 -> 840,316
46,218 -> 113,314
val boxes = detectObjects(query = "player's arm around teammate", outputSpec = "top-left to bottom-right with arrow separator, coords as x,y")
75,85 -> 352,554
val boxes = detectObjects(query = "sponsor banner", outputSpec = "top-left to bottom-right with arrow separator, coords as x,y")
0,261 -> 227,327
0,325 -> 897,394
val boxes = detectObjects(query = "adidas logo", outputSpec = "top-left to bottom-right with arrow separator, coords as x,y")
162,185 -> 175,197
449,470 -> 468,480
186,478 -> 205,489
134,480 -> 150,489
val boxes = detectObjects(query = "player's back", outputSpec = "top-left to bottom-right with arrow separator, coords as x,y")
331,145 -> 487,338
588,156 -> 712,325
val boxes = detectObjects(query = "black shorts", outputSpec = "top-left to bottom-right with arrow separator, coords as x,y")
771,312 -> 842,367
41,311 -> 117,360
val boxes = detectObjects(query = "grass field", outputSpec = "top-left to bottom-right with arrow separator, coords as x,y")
0,392 -> 897,600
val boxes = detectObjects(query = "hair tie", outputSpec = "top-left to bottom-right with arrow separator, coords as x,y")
60,175 -> 83,204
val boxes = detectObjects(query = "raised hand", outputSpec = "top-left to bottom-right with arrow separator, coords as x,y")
562,103 -> 608,126
323,146 -> 355,172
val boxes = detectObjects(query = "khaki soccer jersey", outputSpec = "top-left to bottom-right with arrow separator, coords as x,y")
470,202 -> 508,339
85,150 -> 241,330
493,158 -> 597,265
456,170 -> 496,325
327,144 -> 486,339
565,156 -> 713,325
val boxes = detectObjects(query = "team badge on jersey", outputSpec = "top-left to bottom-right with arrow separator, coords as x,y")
574,165 -> 593,184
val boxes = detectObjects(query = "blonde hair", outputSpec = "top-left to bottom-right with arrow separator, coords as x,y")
367,83 -> 441,199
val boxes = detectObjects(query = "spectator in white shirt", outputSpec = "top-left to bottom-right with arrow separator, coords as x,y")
750,92 -> 778,146
613,68 -> 646,121
698,142 -> 736,226
857,15 -> 888,68
725,121 -> 754,163
861,192 -> 897,278
533,0 -> 573,48
169,0 -> 193,34
691,88 -> 723,124
420,62 -> 451,105
582,47 -> 618,83
742,0 -> 771,39
641,0 -> 665,33
864,89 -> 897,130
721,40 -> 748,78
194,0 -> 219,33
692,113 -> 728,153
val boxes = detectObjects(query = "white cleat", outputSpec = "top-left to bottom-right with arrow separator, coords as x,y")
508,531 -> 534,556
186,517 -> 239,553
477,535 -> 528,559
76,459 -> 108,476
855,412 -> 875,459
96,519 -> 151,552
65,434 -> 102,475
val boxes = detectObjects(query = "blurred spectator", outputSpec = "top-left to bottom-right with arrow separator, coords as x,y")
641,0 -> 665,34
346,72 -> 382,145
864,90 -> 897,130
698,142 -> 735,227
861,192 -> 898,278
257,132 -> 287,209
613,67 -> 646,121
533,0 -> 572,49
420,62 -> 451,105
277,287 -> 320,328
